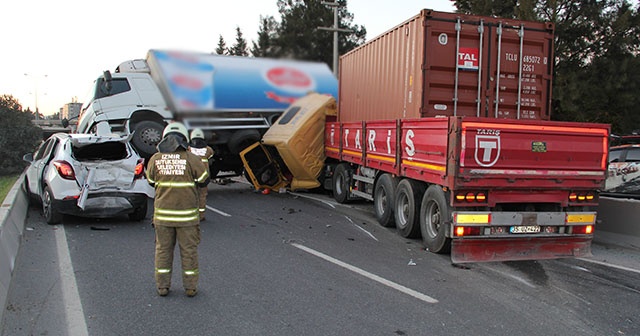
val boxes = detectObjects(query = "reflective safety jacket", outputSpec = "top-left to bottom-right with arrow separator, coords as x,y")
189,145 -> 214,176
147,149 -> 209,227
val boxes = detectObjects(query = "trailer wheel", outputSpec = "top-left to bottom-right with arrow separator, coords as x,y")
420,185 -> 451,254
374,174 -> 398,227
131,120 -> 164,158
394,179 -> 425,238
332,163 -> 351,203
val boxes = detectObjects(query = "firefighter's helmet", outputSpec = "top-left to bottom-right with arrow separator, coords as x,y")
163,122 -> 189,141
190,128 -> 205,140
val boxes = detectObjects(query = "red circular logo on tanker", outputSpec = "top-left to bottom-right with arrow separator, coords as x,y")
266,67 -> 312,91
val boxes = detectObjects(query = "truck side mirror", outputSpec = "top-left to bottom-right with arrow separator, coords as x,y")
61,118 -> 69,128
102,70 -> 113,93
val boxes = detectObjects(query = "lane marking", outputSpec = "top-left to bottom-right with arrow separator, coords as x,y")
288,192 -> 336,209
345,216 -> 378,241
291,243 -> 438,304
206,205 -> 231,217
577,258 -> 640,275
55,225 -> 89,336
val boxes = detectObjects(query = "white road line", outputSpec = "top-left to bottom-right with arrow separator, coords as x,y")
289,191 -> 336,209
345,215 -> 378,241
291,243 -> 438,304
55,225 -> 89,336
577,257 -> 640,275
206,205 -> 231,217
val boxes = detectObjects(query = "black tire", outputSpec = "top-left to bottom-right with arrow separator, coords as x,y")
374,174 -> 398,227
228,130 -> 261,155
332,163 -> 351,204
420,185 -> 452,254
128,199 -> 148,221
131,120 -> 164,158
42,186 -> 62,225
394,179 -> 425,238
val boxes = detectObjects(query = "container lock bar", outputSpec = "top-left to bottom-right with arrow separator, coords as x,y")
516,25 -> 525,119
494,22 -> 503,118
453,18 -> 462,117
476,20 -> 484,117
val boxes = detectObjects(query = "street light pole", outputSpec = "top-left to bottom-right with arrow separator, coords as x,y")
318,1 -> 352,76
24,73 -> 48,120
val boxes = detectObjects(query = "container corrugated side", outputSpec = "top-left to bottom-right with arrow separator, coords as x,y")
338,9 -> 554,122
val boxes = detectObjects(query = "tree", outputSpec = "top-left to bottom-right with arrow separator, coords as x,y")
215,35 -> 228,55
251,15 -> 280,57
0,95 -> 42,175
229,26 -> 249,56
273,0 -> 366,70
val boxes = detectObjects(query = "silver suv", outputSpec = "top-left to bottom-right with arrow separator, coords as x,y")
23,133 -> 154,224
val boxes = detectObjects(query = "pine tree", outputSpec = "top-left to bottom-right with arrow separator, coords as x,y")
215,35 -> 228,55
251,15 -> 279,57
229,27 -> 249,56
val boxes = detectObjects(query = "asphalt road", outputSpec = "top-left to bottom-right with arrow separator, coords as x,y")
2,179 -> 640,336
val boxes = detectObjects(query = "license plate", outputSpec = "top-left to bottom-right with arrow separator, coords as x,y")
510,225 -> 541,234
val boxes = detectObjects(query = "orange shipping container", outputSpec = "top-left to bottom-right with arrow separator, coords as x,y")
338,9 -> 554,122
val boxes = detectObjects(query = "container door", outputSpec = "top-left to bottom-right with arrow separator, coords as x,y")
422,11 -> 554,120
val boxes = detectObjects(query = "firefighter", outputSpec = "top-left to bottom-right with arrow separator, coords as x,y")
146,122 -> 209,297
188,128 -> 214,221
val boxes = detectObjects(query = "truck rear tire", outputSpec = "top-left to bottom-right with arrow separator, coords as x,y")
394,179 -> 425,238
420,185 -> 451,254
374,174 -> 398,227
131,121 -> 164,158
332,163 -> 351,204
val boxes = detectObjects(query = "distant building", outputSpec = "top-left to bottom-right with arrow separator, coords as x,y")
61,101 -> 83,120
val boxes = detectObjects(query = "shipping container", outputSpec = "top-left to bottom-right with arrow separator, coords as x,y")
338,9 -> 554,122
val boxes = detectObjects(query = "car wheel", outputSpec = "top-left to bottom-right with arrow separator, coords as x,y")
374,174 -> 398,227
420,185 -> 451,254
42,186 -> 62,225
131,120 -> 164,159
394,179 -> 425,238
128,199 -> 148,221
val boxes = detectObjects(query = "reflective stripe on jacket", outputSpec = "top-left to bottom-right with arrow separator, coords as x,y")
147,149 -> 209,227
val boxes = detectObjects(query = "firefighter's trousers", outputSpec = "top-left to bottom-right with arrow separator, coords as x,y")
198,186 -> 208,220
154,225 -> 201,290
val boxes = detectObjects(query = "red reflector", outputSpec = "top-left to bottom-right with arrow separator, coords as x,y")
53,160 -> 76,180
454,226 -> 482,237
572,225 -> 594,235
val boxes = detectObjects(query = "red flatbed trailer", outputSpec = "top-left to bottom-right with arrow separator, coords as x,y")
323,10 -> 610,263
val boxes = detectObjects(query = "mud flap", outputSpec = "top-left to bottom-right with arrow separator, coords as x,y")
450,236 -> 593,263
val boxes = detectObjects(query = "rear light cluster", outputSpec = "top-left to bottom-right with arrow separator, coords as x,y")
455,191 -> 487,203
568,191 -> 596,202
452,212 -> 596,237
134,159 -> 145,179
571,225 -> 594,234
53,160 -> 76,180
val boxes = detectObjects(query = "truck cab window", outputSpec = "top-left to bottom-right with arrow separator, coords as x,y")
95,78 -> 131,99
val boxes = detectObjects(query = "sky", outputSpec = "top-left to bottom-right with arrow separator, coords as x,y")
1,0 -> 454,116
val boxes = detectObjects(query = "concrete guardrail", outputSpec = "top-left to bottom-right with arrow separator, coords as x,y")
0,173 -> 28,325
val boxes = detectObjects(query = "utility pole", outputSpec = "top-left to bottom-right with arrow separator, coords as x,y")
24,73 -> 48,120
318,1 -> 352,76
